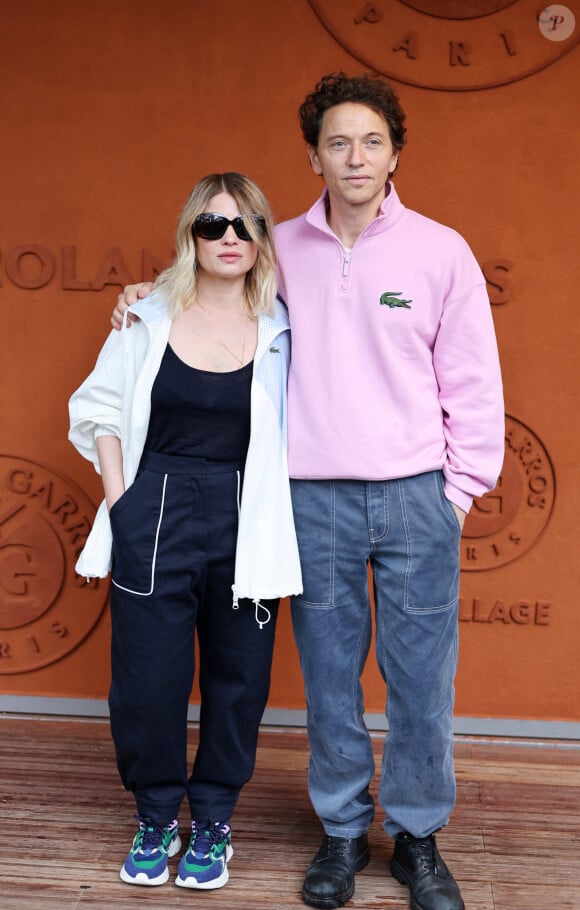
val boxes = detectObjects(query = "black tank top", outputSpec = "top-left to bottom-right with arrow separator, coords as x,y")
144,344 -> 253,461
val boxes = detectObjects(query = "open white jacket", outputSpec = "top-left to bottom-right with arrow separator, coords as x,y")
68,293 -> 302,603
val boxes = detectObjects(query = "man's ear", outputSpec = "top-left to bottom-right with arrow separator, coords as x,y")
307,145 -> 323,176
389,151 -> 400,177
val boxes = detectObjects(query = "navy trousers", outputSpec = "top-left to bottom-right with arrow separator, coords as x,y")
108,451 -> 278,826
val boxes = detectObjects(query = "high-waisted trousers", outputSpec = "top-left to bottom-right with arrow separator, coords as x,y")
107,450 -> 279,827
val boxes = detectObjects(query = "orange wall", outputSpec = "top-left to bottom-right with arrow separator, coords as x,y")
1,1 -> 579,722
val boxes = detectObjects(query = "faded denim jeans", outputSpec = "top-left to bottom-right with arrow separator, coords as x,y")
290,470 -> 461,840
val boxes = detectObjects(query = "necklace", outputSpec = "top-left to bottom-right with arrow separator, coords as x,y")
196,300 -> 249,367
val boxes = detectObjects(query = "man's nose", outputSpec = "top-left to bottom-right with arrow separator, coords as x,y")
347,141 -> 365,166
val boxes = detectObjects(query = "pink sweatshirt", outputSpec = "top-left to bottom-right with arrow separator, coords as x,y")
275,184 -> 504,512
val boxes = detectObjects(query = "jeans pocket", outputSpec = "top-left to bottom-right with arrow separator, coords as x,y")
110,471 -> 168,596
401,471 -> 460,614
290,479 -> 335,608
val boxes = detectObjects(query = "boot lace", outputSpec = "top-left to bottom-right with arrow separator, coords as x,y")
409,836 -> 436,874
324,835 -> 353,858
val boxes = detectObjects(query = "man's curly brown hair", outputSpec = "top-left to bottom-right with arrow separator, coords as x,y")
299,72 -> 407,153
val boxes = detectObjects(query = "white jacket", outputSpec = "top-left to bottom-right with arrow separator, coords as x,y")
68,293 -> 302,605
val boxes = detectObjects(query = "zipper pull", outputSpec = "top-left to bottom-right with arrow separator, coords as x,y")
342,249 -> 351,278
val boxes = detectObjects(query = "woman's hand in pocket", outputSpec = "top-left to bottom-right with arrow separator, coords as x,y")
107,490 -> 125,513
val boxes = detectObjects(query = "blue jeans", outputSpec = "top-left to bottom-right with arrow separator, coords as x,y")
290,471 -> 461,840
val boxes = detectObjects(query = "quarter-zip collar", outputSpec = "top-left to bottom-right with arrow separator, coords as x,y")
305,181 -> 407,243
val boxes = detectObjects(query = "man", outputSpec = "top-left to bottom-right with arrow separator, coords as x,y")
112,72 -> 504,910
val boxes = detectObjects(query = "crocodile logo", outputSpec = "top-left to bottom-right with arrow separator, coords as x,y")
380,291 -> 412,309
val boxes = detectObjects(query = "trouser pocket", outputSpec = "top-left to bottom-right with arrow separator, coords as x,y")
110,470 -> 168,596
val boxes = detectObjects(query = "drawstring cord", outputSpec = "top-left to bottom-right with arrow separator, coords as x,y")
231,590 -> 271,629
254,599 -> 271,629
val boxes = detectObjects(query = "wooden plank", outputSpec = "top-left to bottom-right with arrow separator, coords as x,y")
1,717 -> 579,910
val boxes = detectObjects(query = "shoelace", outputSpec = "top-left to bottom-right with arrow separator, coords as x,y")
134,815 -> 170,852
323,836 -> 353,858
407,836 -> 436,874
192,823 -> 227,856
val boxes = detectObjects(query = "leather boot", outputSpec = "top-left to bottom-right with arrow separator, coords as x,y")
391,832 -> 464,910
302,833 -> 370,909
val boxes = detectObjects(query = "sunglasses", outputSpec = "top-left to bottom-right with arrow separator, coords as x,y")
192,213 -> 266,241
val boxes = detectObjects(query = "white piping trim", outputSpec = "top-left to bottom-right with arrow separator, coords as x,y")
235,469 -> 242,514
111,473 -> 168,597
232,471 -> 242,611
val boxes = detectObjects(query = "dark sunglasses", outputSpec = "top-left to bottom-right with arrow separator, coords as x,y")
192,213 -> 266,241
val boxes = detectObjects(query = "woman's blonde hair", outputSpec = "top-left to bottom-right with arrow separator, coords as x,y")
153,172 -> 277,318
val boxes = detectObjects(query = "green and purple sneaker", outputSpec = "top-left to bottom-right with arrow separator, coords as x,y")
120,816 -> 181,886
176,820 -> 233,889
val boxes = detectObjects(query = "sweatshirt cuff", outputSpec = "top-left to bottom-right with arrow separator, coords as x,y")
443,480 -> 473,514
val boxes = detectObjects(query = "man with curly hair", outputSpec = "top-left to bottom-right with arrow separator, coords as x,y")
274,72 -> 503,910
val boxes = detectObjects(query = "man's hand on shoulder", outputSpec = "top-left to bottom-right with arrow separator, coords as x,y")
111,282 -> 154,331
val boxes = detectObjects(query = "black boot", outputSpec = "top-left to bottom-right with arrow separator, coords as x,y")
302,833 -> 370,909
391,832 -> 464,910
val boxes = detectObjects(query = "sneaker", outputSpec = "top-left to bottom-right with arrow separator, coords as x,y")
120,816 -> 181,886
176,820 -> 233,889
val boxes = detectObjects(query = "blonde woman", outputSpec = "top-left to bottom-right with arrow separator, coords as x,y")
69,173 -> 301,891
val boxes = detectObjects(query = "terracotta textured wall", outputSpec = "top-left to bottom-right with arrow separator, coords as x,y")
1,0 -> 579,722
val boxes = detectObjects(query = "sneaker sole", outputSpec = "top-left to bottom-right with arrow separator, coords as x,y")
175,865 -> 229,890
302,847 -> 370,909
119,834 -> 182,887
175,844 -> 233,890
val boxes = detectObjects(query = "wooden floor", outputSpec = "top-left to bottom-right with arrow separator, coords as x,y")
1,717 -> 579,910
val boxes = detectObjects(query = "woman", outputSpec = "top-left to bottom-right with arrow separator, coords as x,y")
68,173 -> 302,891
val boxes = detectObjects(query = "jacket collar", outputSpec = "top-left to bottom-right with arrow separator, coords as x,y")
255,296 -> 289,362
128,292 -> 169,325
126,291 -> 288,358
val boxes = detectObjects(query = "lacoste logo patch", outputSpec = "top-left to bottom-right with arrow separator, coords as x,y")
269,346 -> 280,353
379,291 -> 412,309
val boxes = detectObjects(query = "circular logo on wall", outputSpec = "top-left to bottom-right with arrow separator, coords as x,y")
460,415 -> 555,571
308,1 -> 580,91
0,455 -> 109,674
